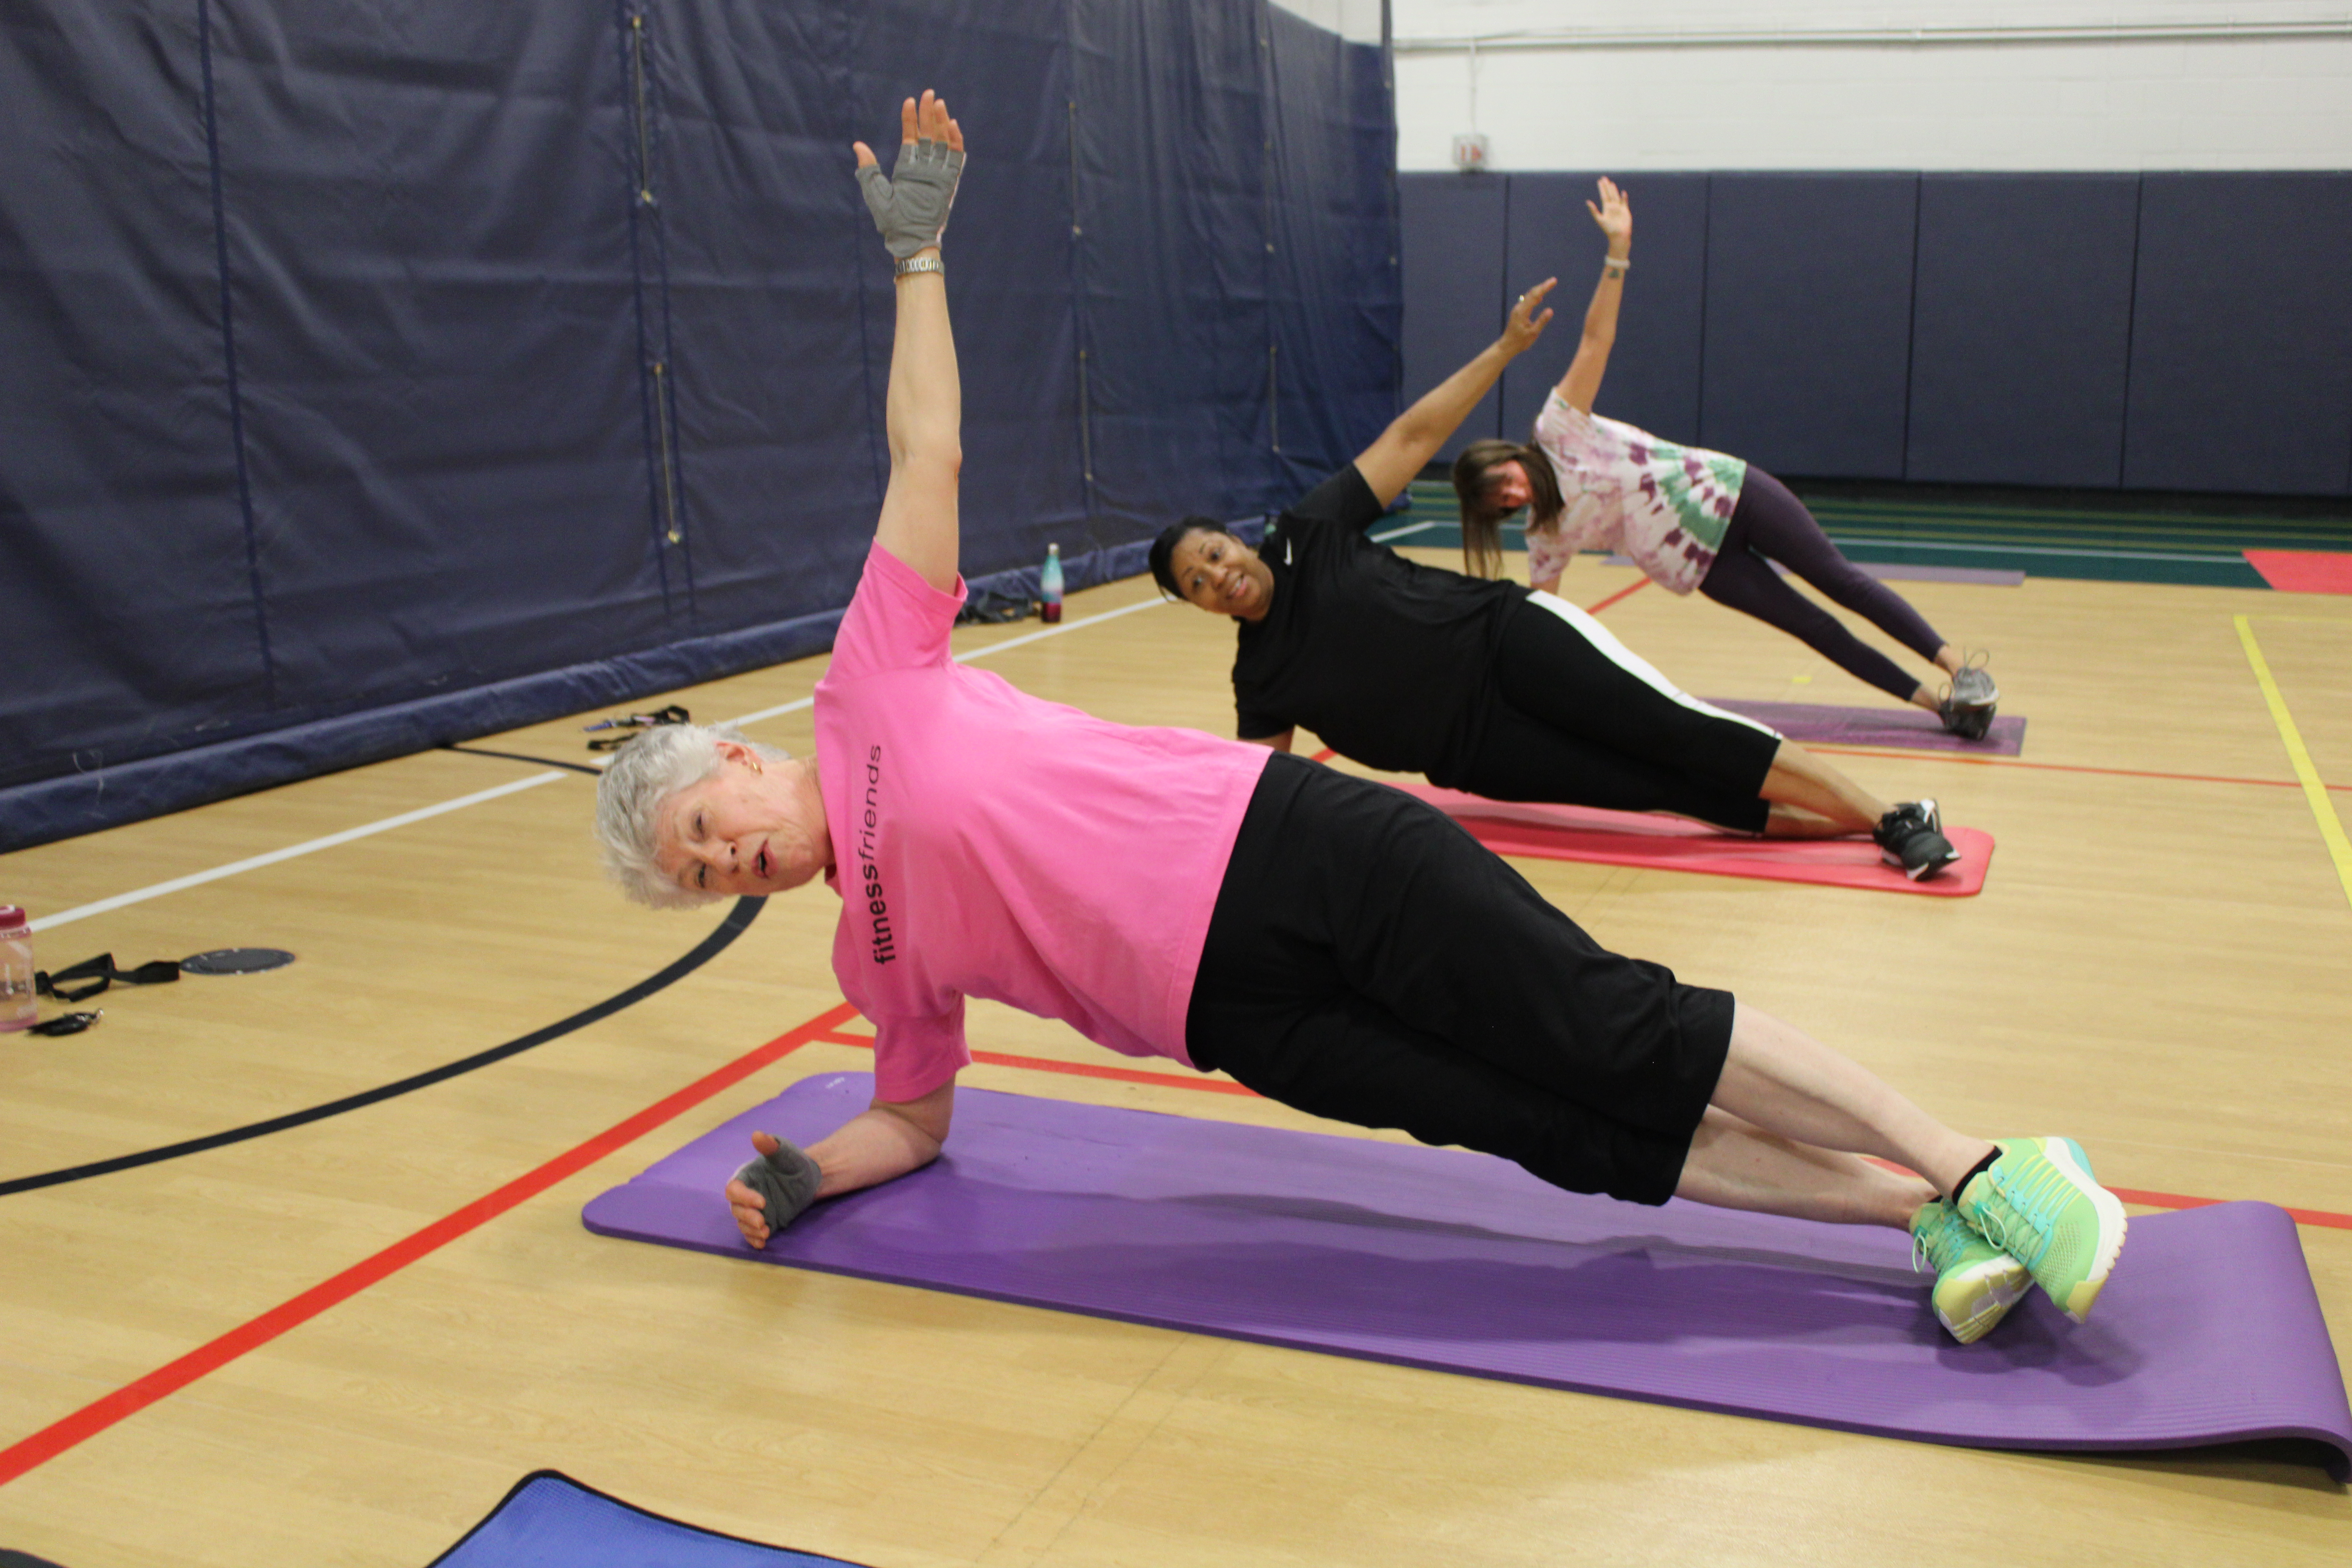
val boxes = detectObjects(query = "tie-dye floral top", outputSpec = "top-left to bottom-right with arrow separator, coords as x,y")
1524,394 -> 1746,596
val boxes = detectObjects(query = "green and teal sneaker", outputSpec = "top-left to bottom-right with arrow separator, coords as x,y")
1956,1137 -> 2128,1323
1909,1199 -> 2030,1343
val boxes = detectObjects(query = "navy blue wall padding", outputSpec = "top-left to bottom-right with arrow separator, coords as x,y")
207,3 -> 666,718
1398,168 -> 2352,495
2124,172 -> 2352,496
1497,172 -> 1709,453
0,522 -> 1211,852
0,0 -> 1395,848
1263,1 -> 1403,495
1700,173 -> 1919,479
1071,0 -> 1268,528
1396,172 -> 1506,463
651,0 -> 893,637
0,6 -> 264,793
1907,173 -> 2140,488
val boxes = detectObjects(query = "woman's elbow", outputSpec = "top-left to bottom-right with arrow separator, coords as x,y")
890,440 -> 962,477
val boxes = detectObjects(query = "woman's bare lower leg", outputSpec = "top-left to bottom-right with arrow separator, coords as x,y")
1706,1001 -> 1994,1199
1757,739 -> 1887,834
1675,1107 -> 1934,1227
1762,802 -> 1848,839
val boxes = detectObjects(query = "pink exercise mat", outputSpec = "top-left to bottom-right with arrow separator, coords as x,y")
1394,784 -> 1992,897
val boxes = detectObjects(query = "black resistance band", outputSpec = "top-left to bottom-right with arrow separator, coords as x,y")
0,895 -> 765,1197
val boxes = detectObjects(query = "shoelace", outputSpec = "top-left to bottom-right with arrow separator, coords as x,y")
1966,1155 -> 2068,1265
1911,1206 -> 1973,1275
1938,649 -> 1995,707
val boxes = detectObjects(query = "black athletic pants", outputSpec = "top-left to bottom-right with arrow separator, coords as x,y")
1441,592 -> 1783,834
1187,753 -> 1735,1206
1697,468 -> 1947,704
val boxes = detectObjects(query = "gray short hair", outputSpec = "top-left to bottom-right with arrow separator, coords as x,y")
593,721 -> 790,909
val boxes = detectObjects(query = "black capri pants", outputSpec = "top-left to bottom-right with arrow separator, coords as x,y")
1187,753 -> 1735,1206
1440,592 -> 1783,835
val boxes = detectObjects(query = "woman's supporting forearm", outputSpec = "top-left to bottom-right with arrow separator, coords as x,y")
808,1093 -> 952,1198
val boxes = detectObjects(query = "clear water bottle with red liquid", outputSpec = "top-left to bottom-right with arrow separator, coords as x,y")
1039,542 -> 1063,623
0,906 -> 34,1032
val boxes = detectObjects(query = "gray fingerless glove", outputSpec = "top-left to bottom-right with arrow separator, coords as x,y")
857,134 -> 964,260
732,1135 -> 824,1233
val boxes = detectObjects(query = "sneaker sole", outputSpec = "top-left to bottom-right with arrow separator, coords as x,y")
1939,1260 -> 2032,1345
2042,1136 -> 2129,1323
1885,847 -> 1964,881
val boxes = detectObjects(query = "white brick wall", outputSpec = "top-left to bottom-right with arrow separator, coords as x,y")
1391,1 -> 2352,169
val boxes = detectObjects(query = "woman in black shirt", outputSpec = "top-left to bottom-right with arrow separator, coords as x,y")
1150,290 -> 1959,878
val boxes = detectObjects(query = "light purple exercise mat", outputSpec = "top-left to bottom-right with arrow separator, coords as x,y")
1706,699 -> 2028,755
584,1074 -> 2352,1475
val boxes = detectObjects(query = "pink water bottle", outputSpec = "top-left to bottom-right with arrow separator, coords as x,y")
0,906 -> 34,1033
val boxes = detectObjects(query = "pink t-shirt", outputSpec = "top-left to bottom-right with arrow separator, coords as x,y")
812,542 -> 1271,1102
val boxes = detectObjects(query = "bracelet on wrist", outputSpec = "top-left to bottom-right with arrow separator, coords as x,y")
1602,254 -> 1629,273
894,254 -> 944,279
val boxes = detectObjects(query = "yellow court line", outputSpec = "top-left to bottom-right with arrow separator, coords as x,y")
2235,614 -> 2352,912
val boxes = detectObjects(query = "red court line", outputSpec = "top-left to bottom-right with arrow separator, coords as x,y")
0,1000 -> 863,1490
1580,577 -> 1653,615
816,1030 -> 1259,1098
1805,744 -> 2352,794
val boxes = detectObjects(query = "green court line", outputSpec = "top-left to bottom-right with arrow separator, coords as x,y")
1396,481 -> 2347,586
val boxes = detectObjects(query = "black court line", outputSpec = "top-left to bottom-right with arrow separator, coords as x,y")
443,743 -> 604,776
0,896 -> 766,1197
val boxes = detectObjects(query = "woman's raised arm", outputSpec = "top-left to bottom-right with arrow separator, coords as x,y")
858,91 -> 967,593
1552,177 -> 1632,416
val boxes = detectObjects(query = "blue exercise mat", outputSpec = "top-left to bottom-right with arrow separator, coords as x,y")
430,1471 -> 864,1568
586,1074 -> 2352,1475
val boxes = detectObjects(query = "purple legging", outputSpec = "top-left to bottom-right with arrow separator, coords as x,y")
1696,468 -> 1945,703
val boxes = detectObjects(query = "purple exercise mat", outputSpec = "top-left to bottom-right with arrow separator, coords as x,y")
585,1075 -> 2352,1475
1707,698 -> 2028,755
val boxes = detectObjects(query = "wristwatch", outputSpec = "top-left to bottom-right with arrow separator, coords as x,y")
894,254 -> 945,279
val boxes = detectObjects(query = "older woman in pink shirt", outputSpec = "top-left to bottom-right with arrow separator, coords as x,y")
588,94 -> 2124,1345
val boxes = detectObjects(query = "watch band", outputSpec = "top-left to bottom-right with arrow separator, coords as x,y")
894,254 -> 945,279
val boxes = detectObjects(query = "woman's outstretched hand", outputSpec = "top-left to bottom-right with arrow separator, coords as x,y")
853,90 -> 966,260
1501,277 -> 1557,355
1587,176 -> 1631,254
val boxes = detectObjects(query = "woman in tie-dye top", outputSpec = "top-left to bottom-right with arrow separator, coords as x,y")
1452,178 -> 1999,740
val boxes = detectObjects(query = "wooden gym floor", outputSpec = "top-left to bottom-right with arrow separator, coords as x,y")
2,547 -> 2348,1565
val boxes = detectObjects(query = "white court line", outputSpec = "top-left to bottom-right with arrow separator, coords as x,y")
33,592 -> 1169,932
28,772 -> 567,934
725,594 -> 1167,727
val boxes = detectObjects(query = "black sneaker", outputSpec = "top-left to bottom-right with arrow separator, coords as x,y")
1875,799 -> 1961,880
1938,661 -> 1998,740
